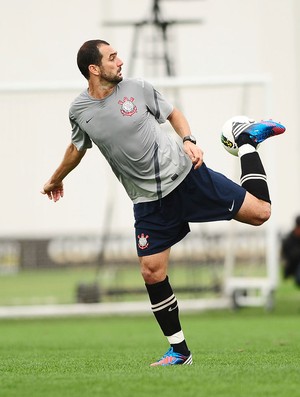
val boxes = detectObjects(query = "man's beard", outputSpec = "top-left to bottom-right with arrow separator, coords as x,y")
100,68 -> 123,84
109,75 -> 123,83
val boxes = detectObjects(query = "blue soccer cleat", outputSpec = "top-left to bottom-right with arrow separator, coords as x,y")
232,119 -> 285,144
150,347 -> 193,367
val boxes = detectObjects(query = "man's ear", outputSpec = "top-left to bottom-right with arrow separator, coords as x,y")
88,64 -> 100,77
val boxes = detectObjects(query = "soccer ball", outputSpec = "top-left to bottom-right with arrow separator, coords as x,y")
220,115 -> 255,156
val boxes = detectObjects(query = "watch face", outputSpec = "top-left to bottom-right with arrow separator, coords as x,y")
183,135 -> 196,144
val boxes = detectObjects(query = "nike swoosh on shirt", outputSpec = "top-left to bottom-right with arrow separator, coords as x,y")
86,116 -> 94,123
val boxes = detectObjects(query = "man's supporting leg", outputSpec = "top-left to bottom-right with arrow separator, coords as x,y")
139,250 -> 191,361
145,276 -> 190,356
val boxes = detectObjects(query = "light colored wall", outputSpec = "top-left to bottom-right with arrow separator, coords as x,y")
0,0 -> 298,237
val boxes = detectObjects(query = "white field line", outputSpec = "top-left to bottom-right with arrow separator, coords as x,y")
0,298 -> 231,319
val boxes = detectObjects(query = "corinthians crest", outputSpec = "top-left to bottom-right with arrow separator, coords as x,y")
138,233 -> 149,250
118,97 -> 137,116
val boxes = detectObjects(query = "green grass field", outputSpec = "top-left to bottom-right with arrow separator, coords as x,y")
0,277 -> 300,397
0,264 -> 222,305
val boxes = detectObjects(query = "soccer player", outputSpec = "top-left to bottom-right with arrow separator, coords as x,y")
41,39 -> 285,366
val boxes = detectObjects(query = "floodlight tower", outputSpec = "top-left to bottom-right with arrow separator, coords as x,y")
104,0 -> 203,77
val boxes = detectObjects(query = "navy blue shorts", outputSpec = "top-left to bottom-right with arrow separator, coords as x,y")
134,163 -> 246,257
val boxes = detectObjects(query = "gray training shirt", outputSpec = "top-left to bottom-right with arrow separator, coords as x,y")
69,78 -> 191,204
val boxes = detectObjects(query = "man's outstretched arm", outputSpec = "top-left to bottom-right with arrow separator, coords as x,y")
41,143 -> 86,202
167,107 -> 203,170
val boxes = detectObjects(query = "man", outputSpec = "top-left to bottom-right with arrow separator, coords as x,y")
42,39 -> 285,366
281,215 -> 300,286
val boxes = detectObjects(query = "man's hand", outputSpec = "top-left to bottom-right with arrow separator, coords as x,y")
183,141 -> 204,170
41,143 -> 86,203
41,180 -> 64,202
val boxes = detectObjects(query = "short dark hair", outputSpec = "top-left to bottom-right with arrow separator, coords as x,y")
77,39 -> 110,80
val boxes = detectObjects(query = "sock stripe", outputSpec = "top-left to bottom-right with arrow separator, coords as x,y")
241,173 -> 267,184
151,294 -> 175,308
151,294 -> 177,312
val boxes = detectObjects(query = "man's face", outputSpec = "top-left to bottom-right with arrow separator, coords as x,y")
98,45 -> 123,84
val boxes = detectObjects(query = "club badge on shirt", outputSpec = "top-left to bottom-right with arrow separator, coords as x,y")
118,97 -> 137,116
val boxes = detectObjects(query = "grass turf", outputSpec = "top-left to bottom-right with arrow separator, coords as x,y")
0,281 -> 300,397
0,265 -> 221,305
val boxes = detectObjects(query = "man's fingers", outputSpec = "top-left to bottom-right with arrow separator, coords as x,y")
183,142 -> 204,167
41,187 -> 63,202
190,148 -> 203,170
192,157 -> 203,170
52,188 -> 64,202
52,191 -> 60,202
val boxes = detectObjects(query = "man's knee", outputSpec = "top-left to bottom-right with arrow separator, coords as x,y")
139,250 -> 170,284
140,257 -> 157,283
140,259 -> 165,284
252,202 -> 271,226
235,194 -> 271,226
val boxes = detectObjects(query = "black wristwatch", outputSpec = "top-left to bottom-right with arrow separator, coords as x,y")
183,135 -> 197,145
